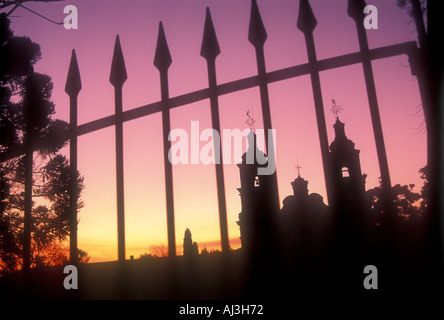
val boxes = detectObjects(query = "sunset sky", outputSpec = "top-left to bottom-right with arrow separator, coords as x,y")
7,0 -> 426,262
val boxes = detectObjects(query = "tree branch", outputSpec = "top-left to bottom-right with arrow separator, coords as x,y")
1,0 -> 64,9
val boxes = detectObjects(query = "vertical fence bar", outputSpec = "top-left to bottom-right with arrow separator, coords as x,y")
248,0 -> 280,213
65,49 -> 82,265
348,0 -> 392,197
200,8 -> 230,253
154,22 -> 176,257
297,0 -> 333,204
110,35 -> 128,262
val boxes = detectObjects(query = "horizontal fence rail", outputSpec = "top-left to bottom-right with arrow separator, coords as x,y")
74,41 -> 418,137
0,41 -> 418,162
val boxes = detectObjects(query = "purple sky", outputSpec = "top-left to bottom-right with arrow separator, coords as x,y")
5,0 -> 426,261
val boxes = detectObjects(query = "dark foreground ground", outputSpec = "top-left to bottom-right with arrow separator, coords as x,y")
1,251 -> 250,300
1,247 -> 443,302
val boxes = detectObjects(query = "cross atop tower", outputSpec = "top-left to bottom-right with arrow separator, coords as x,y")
295,164 -> 302,177
295,156 -> 302,177
245,109 -> 256,130
330,98 -> 343,119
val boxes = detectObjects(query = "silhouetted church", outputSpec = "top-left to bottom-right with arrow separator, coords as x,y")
329,116 -> 367,214
328,116 -> 371,250
237,116 -> 371,260
280,173 -> 330,256
236,130 -> 280,258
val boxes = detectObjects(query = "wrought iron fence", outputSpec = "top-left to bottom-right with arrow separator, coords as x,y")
35,0 -> 426,265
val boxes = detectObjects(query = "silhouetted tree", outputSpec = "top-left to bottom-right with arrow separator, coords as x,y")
0,154 -> 85,274
367,182 -> 422,223
0,17 -> 68,159
0,13 -> 84,274
183,228 -> 198,257
148,243 -> 168,257
33,243 -> 90,267
139,244 -> 168,259
418,165 -> 429,211
201,247 -> 209,255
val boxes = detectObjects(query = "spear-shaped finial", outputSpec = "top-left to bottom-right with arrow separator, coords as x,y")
154,21 -> 172,71
347,0 -> 367,21
297,0 -> 317,34
65,49 -> 81,97
200,7 -> 221,61
109,35 -> 127,87
248,0 -> 267,48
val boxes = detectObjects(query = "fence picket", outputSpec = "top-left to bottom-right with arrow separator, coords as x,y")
201,8 -> 230,253
348,0 -> 393,215
154,22 -> 176,257
297,0 -> 333,204
110,35 -> 127,261
248,0 -> 280,214
65,49 -> 81,265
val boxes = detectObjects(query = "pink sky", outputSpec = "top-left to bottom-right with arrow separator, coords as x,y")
7,0 -> 426,262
